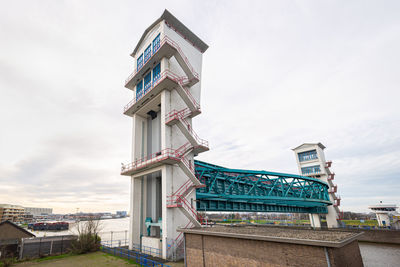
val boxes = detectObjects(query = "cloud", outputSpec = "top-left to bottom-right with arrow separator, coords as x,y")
1,0 -> 399,213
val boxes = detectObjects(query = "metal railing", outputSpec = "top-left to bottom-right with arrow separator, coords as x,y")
123,70 -> 181,113
125,35 -> 199,86
165,109 -> 208,148
167,193 -> 203,224
121,148 -> 180,174
101,242 -> 169,267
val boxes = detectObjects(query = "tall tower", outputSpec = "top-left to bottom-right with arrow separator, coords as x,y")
293,143 -> 341,228
121,10 -> 209,259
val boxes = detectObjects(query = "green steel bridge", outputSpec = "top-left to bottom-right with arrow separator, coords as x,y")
194,160 -> 331,214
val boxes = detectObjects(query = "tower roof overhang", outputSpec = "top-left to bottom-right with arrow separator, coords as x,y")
131,9 -> 209,57
292,143 -> 326,151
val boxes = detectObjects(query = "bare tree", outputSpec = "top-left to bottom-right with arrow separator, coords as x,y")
71,218 -> 102,254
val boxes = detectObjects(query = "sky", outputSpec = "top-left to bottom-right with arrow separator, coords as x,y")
0,0 -> 399,214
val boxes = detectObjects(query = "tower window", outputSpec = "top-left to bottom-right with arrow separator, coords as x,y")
301,165 -> 321,175
144,44 -> 151,63
136,80 -> 143,100
153,33 -> 161,54
298,150 -> 318,162
137,54 -> 143,71
153,63 -> 161,83
144,72 -> 152,93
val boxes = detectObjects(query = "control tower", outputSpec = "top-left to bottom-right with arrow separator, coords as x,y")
293,143 -> 342,228
369,202 -> 398,227
121,10 -> 209,259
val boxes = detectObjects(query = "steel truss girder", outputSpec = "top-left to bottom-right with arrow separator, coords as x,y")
194,160 -> 331,214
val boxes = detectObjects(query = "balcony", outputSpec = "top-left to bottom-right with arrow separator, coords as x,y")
125,36 -> 200,90
328,185 -> 337,193
123,70 -> 182,116
325,161 -> 332,168
121,149 -> 181,176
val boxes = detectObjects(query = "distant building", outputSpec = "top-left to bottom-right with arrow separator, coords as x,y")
116,211 -> 127,217
369,202 -> 397,227
0,204 -> 25,224
24,207 -> 53,216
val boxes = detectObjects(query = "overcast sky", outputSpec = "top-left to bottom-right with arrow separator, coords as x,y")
1,1 -> 399,214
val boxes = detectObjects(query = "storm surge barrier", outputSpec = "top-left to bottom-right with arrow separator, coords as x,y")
194,160 -> 332,214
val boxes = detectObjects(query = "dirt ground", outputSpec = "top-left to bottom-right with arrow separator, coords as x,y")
14,252 -> 184,267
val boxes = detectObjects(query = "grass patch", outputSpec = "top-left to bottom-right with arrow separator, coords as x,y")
342,220 -> 378,226
35,253 -> 76,262
101,253 -> 141,266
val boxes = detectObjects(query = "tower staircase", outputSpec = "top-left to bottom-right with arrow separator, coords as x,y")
324,161 -> 343,220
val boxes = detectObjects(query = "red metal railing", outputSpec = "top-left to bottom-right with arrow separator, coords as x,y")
123,70 -> 181,114
328,185 -> 337,193
165,110 -> 209,148
121,142 -> 198,176
121,148 -> 180,174
334,197 -> 341,207
176,80 -> 200,110
167,194 -> 203,224
328,173 -> 335,180
125,35 -> 199,86
175,142 -> 193,158
325,161 -> 332,168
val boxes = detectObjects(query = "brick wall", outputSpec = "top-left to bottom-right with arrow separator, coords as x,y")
184,233 -> 363,267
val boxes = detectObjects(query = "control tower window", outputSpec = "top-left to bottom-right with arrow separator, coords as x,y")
153,33 -> 160,54
298,150 -> 318,162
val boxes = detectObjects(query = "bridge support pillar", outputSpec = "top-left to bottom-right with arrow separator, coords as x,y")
309,214 -> 321,228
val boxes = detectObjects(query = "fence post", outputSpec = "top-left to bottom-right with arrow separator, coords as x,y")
61,236 -> 64,254
19,238 -> 24,260
38,237 -> 42,258
125,230 -> 127,246
50,240 -> 53,255
111,231 -> 113,247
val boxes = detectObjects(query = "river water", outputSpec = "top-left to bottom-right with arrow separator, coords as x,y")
28,217 -> 130,242
359,242 -> 400,267
29,219 -> 400,266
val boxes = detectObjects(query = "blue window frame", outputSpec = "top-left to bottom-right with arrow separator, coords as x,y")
136,80 -> 143,100
153,63 -> 161,83
298,150 -> 318,162
144,45 -> 151,63
301,165 -> 321,175
144,72 -> 152,93
137,54 -> 143,71
152,34 -> 161,54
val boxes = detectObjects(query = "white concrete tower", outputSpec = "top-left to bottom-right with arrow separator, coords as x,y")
121,10 -> 209,259
293,143 -> 341,228
369,203 -> 398,227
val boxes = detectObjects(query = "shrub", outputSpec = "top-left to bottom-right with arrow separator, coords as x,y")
71,218 -> 101,254
0,246 -> 15,267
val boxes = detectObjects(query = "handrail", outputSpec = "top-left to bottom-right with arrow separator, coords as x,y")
165,110 -> 208,147
123,70 -> 200,115
123,70 -> 181,113
125,35 -> 199,86
121,148 -> 180,174
167,194 -> 203,224
176,80 -> 200,109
